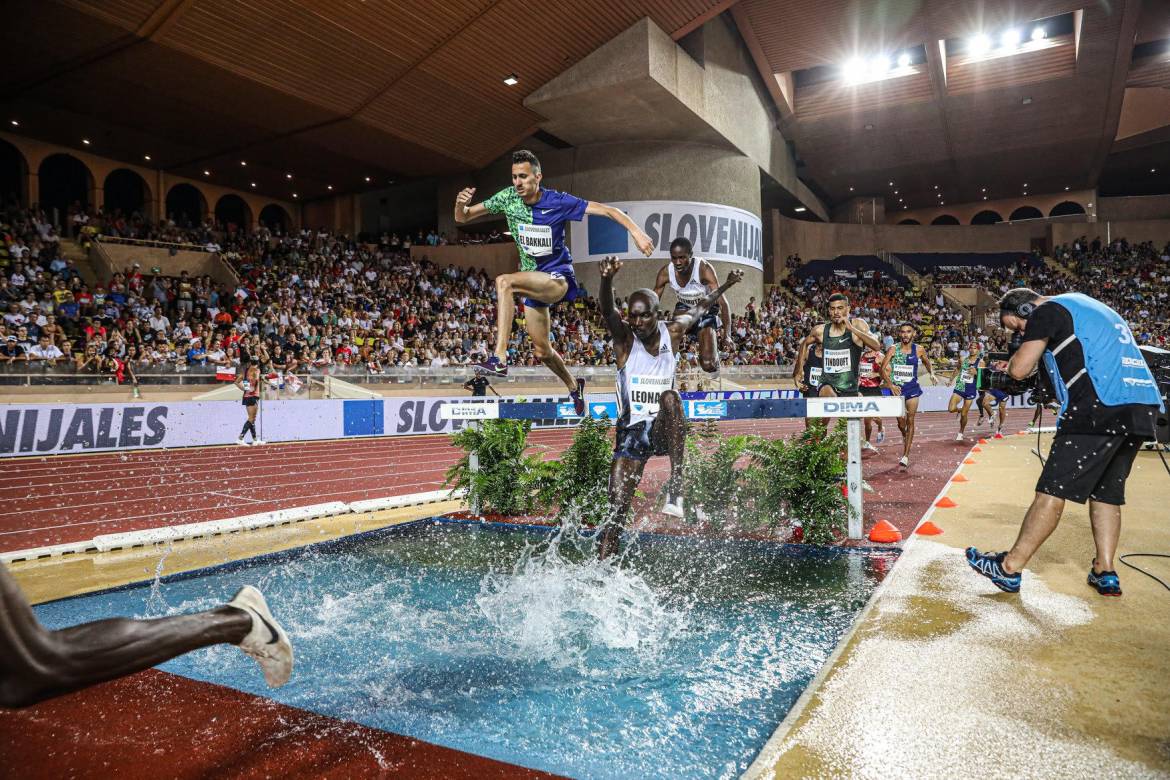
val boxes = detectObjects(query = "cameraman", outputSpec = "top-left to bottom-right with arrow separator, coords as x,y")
966,288 -> 1164,596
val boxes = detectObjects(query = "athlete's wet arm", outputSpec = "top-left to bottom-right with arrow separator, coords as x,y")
848,319 -> 882,351
697,262 -> 733,340
598,261 -> 630,341
920,346 -> 936,378
652,266 -> 669,299
1007,338 -> 1047,380
585,202 -> 653,255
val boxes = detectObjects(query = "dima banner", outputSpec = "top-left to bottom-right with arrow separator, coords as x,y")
571,200 -> 762,270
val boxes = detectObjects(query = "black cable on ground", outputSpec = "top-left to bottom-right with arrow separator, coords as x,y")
1118,554 -> 1170,592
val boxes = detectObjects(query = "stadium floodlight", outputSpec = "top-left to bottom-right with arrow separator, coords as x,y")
871,55 -> 891,75
503,74 -> 519,86
842,58 -> 867,84
1031,26 -> 1046,42
898,52 -> 912,69
1001,29 -> 1021,49
794,207 -> 807,213
969,34 -> 992,57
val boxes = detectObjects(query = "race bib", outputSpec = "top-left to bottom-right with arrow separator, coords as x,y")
517,223 -> 553,257
629,374 -> 673,417
961,372 -> 974,385
824,348 -> 851,374
808,366 -> 822,385
892,364 -> 914,384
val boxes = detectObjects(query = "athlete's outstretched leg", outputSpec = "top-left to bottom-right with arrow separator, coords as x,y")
525,306 -> 576,393
0,566 -> 290,708
697,326 -> 719,374
601,457 -> 647,559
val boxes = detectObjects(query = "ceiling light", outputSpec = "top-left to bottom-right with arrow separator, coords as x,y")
1021,97 -> 1033,105
1000,28 -> 1021,50
503,74 -> 519,86
983,196 -> 988,200
364,176 -> 372,182
286,173 -> 293,179
897,52 -> 912,69
292,193 -> 298,199
864,123 -> 875,130
969,34 -> 992,57
849,186 -> 854,192
250,182 -> 256,188
842,58 -> 867,84
1087,202 -> 1093,207
894,190 -> 899,195
794,207 -> 807,213
203,170 -> 211,176
934,185 -> 939,189
888,181 -> 894,186
327,185 -> 333,191
240,160 -> 247,166
1031,26 -> 1046,42
870,55 -> 891,75
981,187 -> 987,192
9,120 -> 17,127
82,138 -> 90,145
143,155 -> 151,161
1151,168 -> 1157,173
1065,186 -> 1070,191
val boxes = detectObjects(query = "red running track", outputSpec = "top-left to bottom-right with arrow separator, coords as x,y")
0,410 -> 1035,553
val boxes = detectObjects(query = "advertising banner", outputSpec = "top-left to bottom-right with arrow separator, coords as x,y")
570,200 -> 763,270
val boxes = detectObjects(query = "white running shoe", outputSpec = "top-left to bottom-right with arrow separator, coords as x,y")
899,456 -> 909,468
229,585 -> 293,688
661,496 -> 685,518
955,432 -> 965,441
252,439 -> 265,446
875,431 -> 886,444
862,441 -> 879,453
862,480 -> 874,493
236,438 -> 248,446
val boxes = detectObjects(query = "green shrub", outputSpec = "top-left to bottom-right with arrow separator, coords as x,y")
681,420 -> 753,529
444,420 -> 545,516
535,414 -> 614,527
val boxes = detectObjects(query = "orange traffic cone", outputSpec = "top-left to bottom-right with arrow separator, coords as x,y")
971,446 -> 983,453
935,496 -> 958,508
868,519 -> 902,543
964,458 -> 977,465
916,520 -> 943,535
978,438 -> 989,445
952,474 -> 969,482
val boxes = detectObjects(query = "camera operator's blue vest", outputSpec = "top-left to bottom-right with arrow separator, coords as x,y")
1041,293 -> 1164,420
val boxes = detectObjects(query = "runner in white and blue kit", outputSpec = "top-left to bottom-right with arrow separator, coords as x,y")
454,150 -> 654,414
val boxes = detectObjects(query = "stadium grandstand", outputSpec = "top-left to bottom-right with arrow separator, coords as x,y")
1,1 -> 1168,778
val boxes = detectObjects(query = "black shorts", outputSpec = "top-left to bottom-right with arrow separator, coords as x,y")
614,417 -> 669,462
858,385 -> 885,397
674,304 -> 721,336
1036,434 -> 1143,505
802,386 -> 821,399
242,396 -> 259,407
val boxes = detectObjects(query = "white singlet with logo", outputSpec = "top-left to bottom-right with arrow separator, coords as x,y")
617,322 -> 677,426
823,349 -> 852,374
667,259 -> 708,307
516,223 -> 553,257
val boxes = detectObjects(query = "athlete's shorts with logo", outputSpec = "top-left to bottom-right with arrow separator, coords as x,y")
952,384 -> 978,401
896,380 -> 923,400
858,385 -> 887,397
1036,433 -> 1144,505
522,267 -> 581,308
988,388 -> 1009,405
614,417 -> 669,462
673,304 -> 721,336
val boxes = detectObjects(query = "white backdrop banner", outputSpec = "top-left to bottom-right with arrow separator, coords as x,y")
570,200 -> 763,270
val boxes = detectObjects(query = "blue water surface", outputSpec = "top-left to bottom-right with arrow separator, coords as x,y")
35,521 -> 895,779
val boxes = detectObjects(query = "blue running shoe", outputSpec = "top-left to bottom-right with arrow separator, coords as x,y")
965,547 -> 1021,593
569,377 -> 586,417
1087,561 -> 1122,597
475,355 -> 508,377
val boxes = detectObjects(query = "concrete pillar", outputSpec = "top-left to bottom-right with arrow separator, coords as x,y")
26,170 -> 37,208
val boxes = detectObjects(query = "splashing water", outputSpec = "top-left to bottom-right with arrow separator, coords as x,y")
476,524 -> 688,672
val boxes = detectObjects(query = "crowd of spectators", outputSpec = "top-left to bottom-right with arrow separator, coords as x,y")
2,199 -> 1167,387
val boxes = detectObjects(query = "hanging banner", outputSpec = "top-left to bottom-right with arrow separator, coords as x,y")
570,200 -> 763,270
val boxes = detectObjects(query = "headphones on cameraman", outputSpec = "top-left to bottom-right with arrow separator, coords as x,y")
1002,299 -> 1036,319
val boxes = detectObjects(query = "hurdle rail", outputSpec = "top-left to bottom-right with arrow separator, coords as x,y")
440,395 -> 905,539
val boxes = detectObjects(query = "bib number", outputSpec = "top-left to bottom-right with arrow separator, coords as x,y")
629,374 -> 673,417
824,349 -> 851,374
808,366 -> 822,385
893,364 -> 914,384
517,223 -> 553,257
961,372 -> 974,385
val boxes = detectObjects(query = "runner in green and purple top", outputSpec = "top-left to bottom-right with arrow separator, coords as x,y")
454,150 -> 654,414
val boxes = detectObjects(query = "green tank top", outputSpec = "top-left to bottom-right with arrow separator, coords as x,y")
953,356 -> 980,392
821,323 -> 862,393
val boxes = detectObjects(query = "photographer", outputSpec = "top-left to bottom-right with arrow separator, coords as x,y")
967,288 -> 1164,596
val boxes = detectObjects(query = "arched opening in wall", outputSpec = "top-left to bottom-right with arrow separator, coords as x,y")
1008,206 -> 1043,220
104,168 -> 151,220
1049,201 -> 1086,217
259,203 -> 290,233
166,183 -> 208,228
215,194 -> 252,232
898,218 -> 921,225
0,138 -> 28,208
970,210 -> 1002,225
38,153 -> 93,228
930,214 -> 960,225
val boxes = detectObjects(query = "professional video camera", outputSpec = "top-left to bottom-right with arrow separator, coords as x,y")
984,333 -> 1054,405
